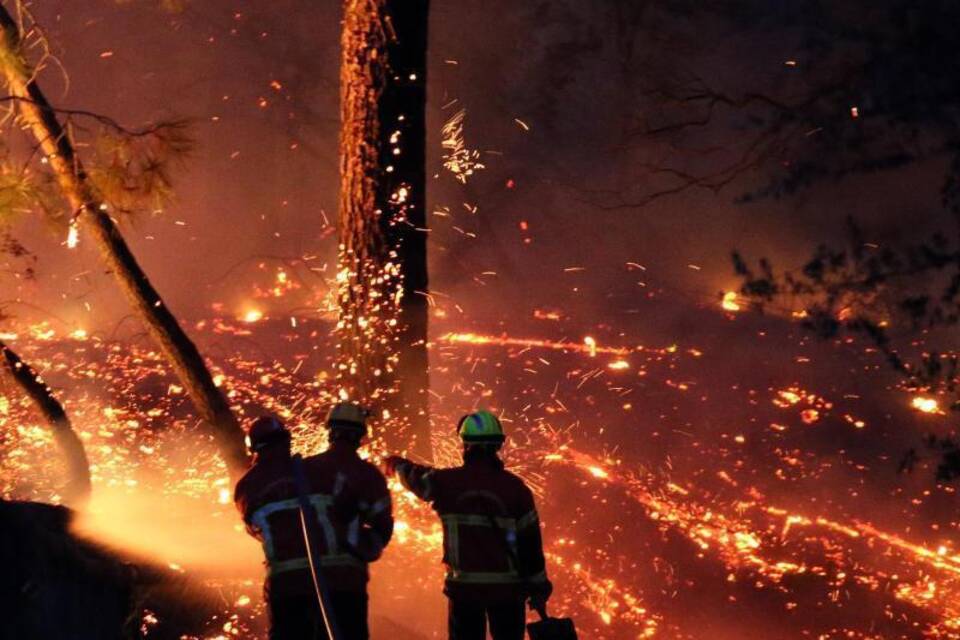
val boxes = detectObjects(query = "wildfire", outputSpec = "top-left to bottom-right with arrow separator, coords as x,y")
2,316 -> 959,638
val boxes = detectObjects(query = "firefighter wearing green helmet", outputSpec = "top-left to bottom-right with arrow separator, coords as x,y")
385,410 -> 552,640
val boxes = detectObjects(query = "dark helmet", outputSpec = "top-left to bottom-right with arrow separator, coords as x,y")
247,415 -> 290,453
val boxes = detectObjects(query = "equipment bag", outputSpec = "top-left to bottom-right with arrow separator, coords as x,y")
527,613 -> 579,640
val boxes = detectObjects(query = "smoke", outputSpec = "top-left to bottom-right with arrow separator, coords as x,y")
71,480 -> 262,578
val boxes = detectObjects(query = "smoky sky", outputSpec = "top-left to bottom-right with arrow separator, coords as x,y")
2,0 -> 945,333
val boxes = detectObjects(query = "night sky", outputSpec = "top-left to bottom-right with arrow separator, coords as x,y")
7,0 -> 943,331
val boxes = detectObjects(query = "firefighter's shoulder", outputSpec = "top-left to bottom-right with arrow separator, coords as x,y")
500,468 -> 536,504
331,451 -> 390,493
232,462 -> 261,504
499,466 -> 530,487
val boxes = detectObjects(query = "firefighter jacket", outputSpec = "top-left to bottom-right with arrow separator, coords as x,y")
393,451 -> 552,603
234,444 -> 393,597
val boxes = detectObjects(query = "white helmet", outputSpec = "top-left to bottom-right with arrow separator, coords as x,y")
326,401 -> 369,434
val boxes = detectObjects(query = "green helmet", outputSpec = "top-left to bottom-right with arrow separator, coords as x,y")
457,410 -> 505,444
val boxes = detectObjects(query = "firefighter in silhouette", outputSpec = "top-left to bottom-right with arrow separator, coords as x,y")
235,406 -> 393,640
385,410 -> 552,640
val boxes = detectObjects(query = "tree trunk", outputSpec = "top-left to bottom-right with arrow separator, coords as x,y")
0,6 -> 249,477
1,340 -> 91,507
339,0 -> 431,458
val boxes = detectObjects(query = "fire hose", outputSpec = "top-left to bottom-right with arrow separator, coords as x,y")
291,453 -> 344,640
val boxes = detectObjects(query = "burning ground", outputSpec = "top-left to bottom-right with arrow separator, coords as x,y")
2,293 -> 959,639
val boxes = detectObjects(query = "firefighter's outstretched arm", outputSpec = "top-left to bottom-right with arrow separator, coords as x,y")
385,456 -> 437,502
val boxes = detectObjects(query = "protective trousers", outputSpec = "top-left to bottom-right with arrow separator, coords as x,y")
267,591 -> 369,640
447,598 -> 525,640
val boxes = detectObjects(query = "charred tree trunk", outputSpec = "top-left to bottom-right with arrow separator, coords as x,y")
0,6 -> 249,477
339,0 -> 431,458
1,341 -> 91,507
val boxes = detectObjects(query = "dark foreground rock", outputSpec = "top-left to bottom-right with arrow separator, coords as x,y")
0,499 -> 219,640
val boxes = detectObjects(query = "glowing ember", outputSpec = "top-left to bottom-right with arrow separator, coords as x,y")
584,336 -> 598,357
912,396 -> 942,414
440,332 -> 637,356
66,222 -> 79,249
241,308 -> 264,323
721,291 -> 741,312
2,317 -> 958,638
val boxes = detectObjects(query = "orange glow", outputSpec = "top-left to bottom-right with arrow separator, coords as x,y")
721,291 -> 741,312
912,396 -> 942,414
440,332 -> 637,356
241,308 -> 263,323
66,223 -> 79,249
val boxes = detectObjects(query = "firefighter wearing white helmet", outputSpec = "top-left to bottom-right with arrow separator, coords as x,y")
385,410 -> 553,640
235,406 -> 392,640
326,401 -> 370,437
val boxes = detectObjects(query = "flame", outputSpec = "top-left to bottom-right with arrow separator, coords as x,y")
912,396 -> 942,414
241,308 -> 263,323
721,291 -> 741,312
440,332 -> 644,357
66,223 -> 79,249
3,321 -> 959,637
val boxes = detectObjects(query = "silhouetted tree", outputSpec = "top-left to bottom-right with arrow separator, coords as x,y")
571,1 -> 960,209
0,2 -> 248,476
714,1 -> 960,479
0,340 -> 90,507
734,217 -> 960,480
338,0 -> 431,458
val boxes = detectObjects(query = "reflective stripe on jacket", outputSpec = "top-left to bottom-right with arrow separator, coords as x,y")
247,495 -> 364,576
394,452 -> 552,603
235,444 -> 393,596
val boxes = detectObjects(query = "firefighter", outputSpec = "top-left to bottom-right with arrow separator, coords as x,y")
385,410 -> 552,640
234,407 -> 393,640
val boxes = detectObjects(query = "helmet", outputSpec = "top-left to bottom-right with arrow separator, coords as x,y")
326,401 -> 369,435
247,415 -> 290,452
457,410 -> 505,444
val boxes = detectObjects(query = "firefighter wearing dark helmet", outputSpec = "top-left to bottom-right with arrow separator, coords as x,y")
234,406 -> 393,640
385,410 -> 552,640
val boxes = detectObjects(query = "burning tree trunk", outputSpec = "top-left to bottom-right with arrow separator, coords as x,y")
0,6 -> 249,477
338,0 -> 431,457
1,340 -> 90,507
